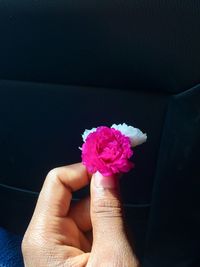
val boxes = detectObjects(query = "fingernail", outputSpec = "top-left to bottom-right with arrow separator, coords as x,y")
94,171 -> 117,189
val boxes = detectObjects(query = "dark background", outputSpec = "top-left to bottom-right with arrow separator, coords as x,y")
0,1 -> 200,266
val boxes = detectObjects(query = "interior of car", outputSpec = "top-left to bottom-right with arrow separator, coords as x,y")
0,1 -> 200,266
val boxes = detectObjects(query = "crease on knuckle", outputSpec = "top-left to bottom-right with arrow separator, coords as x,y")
92,197 -> 122,218
47,167 -> 73,193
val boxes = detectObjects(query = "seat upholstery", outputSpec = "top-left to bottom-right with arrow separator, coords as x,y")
143,84 -> 200,266
0,0 -> 200,265
0,0 -> 200,92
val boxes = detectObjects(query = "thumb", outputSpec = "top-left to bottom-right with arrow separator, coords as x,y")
90,171 -> 125,243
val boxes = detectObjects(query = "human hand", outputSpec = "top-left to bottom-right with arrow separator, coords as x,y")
22,163 -> 140,267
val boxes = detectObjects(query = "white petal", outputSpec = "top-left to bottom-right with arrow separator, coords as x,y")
82,127 -> 97,142
111,123 -> 147,147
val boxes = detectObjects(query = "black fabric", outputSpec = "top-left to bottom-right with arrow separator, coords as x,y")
0,184 -> 38,235
143,84 -> 200,266
0,1 -> 200,93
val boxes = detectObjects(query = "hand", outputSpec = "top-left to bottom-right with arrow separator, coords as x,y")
22,163 -> 140,267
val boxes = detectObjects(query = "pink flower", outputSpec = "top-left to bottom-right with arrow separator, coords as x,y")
81,126 -> 134,176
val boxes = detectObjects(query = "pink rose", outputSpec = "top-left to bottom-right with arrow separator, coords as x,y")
81,126 -> 134,176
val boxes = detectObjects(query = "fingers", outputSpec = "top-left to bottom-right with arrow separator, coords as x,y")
69,197 -> 92,232
34,163 -> 90,218
90,172 -> 125,244
64,252 -> 90,267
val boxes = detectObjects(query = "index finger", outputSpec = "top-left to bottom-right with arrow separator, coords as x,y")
34,163 -> 90,218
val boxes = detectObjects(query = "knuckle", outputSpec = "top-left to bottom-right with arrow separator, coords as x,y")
21,234 -> 36,255
22,233 -> 57,265
22,230 -> 48,253
21,236 -> 28,254
46,168 -> 61,187
47,168 -> 59,180
92,197 -> 122,218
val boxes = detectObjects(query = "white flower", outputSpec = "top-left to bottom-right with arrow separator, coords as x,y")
82,127 -> 97,142
111,123 -> 147,147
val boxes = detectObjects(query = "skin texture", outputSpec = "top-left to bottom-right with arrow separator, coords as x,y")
22,163 -> 140,267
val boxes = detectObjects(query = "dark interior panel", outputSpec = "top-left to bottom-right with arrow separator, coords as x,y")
0,1 -> 200,92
